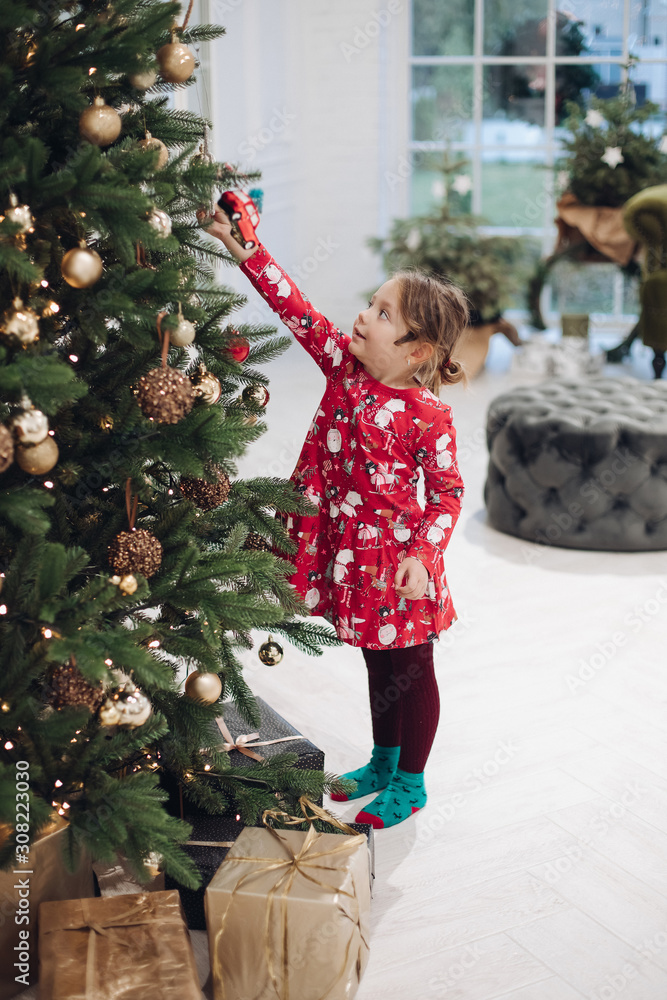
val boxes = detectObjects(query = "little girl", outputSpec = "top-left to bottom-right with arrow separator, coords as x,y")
199,197 -> 468,829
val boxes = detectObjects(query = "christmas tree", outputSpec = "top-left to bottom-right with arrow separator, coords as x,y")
0,0 -> 343,888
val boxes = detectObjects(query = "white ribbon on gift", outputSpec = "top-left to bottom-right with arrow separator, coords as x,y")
215,717 -> 305,763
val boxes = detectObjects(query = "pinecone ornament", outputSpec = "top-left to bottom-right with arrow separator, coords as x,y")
243,532 -> 272,552
179,467 -> 231,510
49,662 -> 106,712
108,528 -> 162,578
0,424 -> 14,473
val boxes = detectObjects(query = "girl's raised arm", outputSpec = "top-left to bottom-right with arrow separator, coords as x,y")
240,246 -> 350,379
198,206 -> 349,379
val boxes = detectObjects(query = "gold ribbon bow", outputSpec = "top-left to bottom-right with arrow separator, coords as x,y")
211,796 -> 369,1000
214,716 -> 304,762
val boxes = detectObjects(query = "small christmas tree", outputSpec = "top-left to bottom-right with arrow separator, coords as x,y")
368,151 -> 536,324
0,0 -> 342,887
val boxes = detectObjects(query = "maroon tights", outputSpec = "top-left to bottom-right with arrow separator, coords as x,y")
361,643 -> 440,774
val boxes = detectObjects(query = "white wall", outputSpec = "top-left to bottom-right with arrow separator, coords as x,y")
189,0 -> 411,332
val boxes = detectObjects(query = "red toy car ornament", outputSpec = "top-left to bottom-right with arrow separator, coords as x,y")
217,190 -> 260,250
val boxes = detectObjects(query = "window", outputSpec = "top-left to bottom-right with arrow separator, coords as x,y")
410,0 -> 667,318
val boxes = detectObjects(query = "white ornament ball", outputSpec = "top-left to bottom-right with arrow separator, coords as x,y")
169,316 -> 196,347
10,408 -> 49,445
148,208 -> 172,238
6,194 -> 33,234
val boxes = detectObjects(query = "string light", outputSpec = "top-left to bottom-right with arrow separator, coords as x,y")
204,763 -> 211,771
88,67 -> 97,75
0,702 -> 9,713
0,606 -> 7,615
148,639 -> 160,648
44,481 -> 54,489
40,280 -> 49,288
4,741 -> 14,750
76,23 -> 85,30
62,801 -> 70,809
54,779 -> 63,787
104,658 -> 113,666
69,354 -> 78,362
42,628 -> 52,638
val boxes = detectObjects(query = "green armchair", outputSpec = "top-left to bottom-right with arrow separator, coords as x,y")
622,184 -> 667,379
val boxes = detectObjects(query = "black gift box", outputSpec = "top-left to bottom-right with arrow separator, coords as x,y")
162,696 -> 326,819
165,813 -> 246,930
211,696 -> 325,772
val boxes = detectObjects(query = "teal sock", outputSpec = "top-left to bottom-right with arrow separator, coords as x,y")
330,745 -> 401,801
355,767 -> 427,828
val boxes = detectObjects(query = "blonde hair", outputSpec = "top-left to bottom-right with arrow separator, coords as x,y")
391,270 -> 470,394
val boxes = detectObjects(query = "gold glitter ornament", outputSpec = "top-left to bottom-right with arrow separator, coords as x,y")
138,366 -> 194,423
108,528 -> 162,578
138,131 -> 169,170
184,670 -> 222,704
61,243 -> 103,288
1,297 -> 39,344
258,635 -> 284,666
79,96 -> 122,147
49,661 -> 105,712
5,193 -> 33,234
191,364 -> 222,404
179,467 -> 230,510
0,425 -> 14,473
16,435 -> 58,475
157,35 -> 196,83
98,698 -> 121,726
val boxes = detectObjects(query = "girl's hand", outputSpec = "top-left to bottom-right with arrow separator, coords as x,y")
394,557 -> 429,601
196,206 -> 232,241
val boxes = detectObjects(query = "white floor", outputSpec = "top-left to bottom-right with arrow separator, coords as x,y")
235,326 -> 667,1000
17,326 -> 667,1000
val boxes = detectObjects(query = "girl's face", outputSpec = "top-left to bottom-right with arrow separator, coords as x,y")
349,279 -> 413,369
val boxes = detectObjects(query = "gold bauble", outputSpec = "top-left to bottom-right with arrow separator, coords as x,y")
147,208 -> 172,238
61,245 -> 103,288
16,435 -> 58,475
258,635 -> 284,666
1,297 -> 39,344
138,131 -> 169,170
184,670 -> 222,704
192,365 -> 222,404
242,383 -> 270,408
156,40 -> 196,83
79,96 -> 122,147
168,315 -> 196,347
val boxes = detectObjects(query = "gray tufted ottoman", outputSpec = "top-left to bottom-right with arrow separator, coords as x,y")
484,377 -> 667,551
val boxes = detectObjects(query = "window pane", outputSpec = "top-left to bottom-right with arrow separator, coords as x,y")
484,0 -> 549,56
412,0 -> 474,56
410,151 -> 472,216
481,157 -> 549,226
548,260 -> 617,314
484,64 -> 547,130
412,66 -> 475,143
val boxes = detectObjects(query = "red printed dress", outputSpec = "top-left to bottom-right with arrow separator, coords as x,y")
241,245 -> 464,650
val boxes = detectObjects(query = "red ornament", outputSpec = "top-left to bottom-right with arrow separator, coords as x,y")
228,332 -> 250,363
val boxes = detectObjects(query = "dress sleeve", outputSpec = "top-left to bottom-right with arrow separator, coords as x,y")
240,244 -> 350,378
406,407 -> 464,576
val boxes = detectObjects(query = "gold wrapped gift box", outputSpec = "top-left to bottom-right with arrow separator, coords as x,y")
38,889 -> 201,1000
0,817 -> 95,1000
205,823 -> 371,1000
